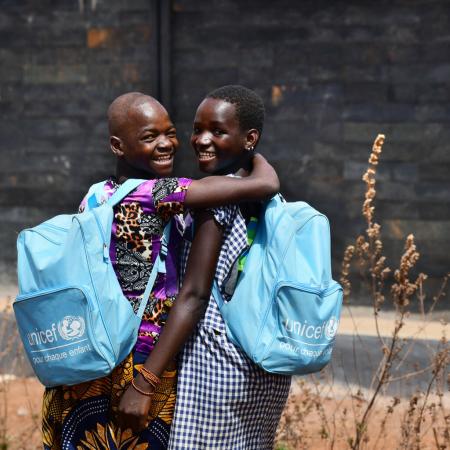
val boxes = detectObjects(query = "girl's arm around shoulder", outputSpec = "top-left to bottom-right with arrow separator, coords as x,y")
117,210 -> 223,432
185,153 -> 279,209
145,210 -> 223,365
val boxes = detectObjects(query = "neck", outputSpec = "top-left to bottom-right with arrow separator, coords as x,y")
115,159 -> 155,183
235,161 -> 251,178
215,150 -> 253,177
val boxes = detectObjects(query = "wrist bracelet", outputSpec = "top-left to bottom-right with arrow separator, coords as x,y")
131,378 -> 154,397
139,366 -> 161,387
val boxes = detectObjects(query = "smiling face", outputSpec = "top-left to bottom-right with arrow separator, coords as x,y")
191,98 -> 257,175
111,99 -> 178,178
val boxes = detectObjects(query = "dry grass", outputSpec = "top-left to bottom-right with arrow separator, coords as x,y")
0,299 -> 42,450
275,135 -> 449,450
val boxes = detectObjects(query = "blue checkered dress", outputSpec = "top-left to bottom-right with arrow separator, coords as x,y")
168,205 -> 291,450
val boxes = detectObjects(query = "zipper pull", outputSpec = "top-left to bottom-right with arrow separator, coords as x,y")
103,244 -> 109,262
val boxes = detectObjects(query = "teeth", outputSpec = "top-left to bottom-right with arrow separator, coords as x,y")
156,155 -> 172,162
198,152 -> 215,161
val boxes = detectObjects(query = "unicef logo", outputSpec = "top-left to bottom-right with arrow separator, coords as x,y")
57,316 -> 86,340
324,316 -> 339,340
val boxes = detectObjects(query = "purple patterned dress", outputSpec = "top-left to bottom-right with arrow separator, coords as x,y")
42,177 -> 191,450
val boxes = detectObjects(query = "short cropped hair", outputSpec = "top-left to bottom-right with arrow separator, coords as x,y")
206,85 -> 265,134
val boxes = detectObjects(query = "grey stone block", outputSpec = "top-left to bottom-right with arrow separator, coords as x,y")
415,105 -> 450,122
374,201 -> 420,220
391,83 -> 418,103
343,122 -> 390,143
94,0 -> 152,13
342,104 -> 415,122
343,82 -> 388,103
24,64 -> 87,84
427,63 -> 450,83
418,83 -> 450,102
385,44 -> 421,64
377,181 -> 417,201
382,219 -> 450,241
0,49 -> 23,82
343,123 -> 443,144
427,144 -> 450,162
416,182 -> 450,202
420,163 -> 450,181
418,202 -> 450,220
0,100 -> 24,117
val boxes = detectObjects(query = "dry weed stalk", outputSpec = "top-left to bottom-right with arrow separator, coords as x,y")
277,134 -> 449,450
340,135 -> 450,450
0,299 -> 15,450
276,380 -> 316,449
0,298 -> 41,450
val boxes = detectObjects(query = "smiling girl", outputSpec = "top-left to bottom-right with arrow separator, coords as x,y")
168,86 -> 292,449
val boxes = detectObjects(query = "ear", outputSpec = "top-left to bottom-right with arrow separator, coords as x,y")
245,129 -> 259,151
110,136 -> 124,157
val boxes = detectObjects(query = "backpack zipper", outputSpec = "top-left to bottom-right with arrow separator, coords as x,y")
92,208 -> 109,261
40,223 -> 68,232
73,216 -> 116,367
16,285 -> 85,302
249,206 -> 340,360
274,281 -> 342,297
253,211 -> 317,353
252,224 -> 297,361
23,229 -> 62,246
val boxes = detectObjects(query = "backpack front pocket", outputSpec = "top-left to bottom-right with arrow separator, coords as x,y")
14,286 -> 114,387
259,282 -> 342,375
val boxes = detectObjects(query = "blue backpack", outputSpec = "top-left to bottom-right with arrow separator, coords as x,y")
212,195 -> 343,375
14,179 -> 171,387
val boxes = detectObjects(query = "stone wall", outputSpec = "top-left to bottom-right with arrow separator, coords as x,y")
1,0 -> 449,295
0,0 -> 161,284
171,0 -> 450,293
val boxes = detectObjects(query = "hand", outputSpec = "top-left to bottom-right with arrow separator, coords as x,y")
117,374 -> 153,433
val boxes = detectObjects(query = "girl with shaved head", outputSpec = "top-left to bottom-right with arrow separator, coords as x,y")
41,91 -> 279,450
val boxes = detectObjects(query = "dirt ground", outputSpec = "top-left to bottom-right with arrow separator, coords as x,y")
2,291 -> 448,449
275,380 -> 450,450
1,376 -> 449,450
0,376 -> 42,449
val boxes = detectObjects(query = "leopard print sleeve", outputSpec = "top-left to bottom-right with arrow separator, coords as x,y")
152,177 -> 192,221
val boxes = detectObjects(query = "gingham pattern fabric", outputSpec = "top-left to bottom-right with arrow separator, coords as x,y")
168,205 -> 291,450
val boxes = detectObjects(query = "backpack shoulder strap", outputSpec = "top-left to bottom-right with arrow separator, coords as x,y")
107,179 -> 147,207
83,180 -> 109,211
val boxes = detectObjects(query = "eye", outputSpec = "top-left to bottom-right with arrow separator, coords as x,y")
192,127 -> 200,135
143,134 -> 156,142
213,128 -> 225,136
167,129 -> 177,138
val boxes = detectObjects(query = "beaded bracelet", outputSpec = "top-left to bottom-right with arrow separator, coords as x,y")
131,378 -> 154,397
139,366 -> 161,388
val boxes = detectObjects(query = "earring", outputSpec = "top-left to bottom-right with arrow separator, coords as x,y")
247,146 -> 254,151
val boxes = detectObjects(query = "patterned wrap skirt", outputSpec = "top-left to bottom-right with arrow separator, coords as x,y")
42,351 -> 176,450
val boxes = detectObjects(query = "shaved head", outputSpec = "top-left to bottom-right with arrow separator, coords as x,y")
107,92 -> 167,137
107,92 -> 178,178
